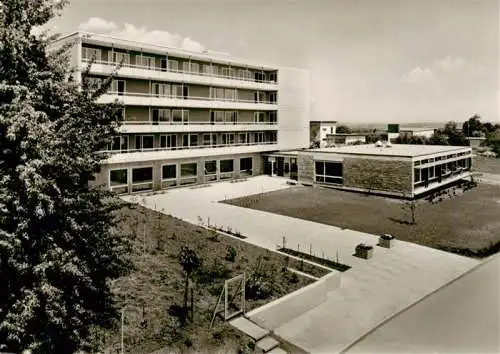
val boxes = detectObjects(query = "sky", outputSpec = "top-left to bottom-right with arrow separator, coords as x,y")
49,0 -> 499,124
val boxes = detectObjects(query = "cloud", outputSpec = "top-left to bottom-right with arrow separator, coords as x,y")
79,17 -> 117,33
401,66 -> 436,85
402,56 -> 485,89
78,17 -> 208,53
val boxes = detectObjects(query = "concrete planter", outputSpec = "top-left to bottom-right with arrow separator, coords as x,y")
355,244 -> 373,259
379,234 -> 395,249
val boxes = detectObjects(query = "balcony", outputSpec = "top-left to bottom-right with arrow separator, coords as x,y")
98,91 -> 277,111
118,121 -> 278,134
101,142 -> 278,164
84,59 -> 278,91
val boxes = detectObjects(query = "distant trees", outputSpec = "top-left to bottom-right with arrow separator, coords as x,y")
428,121 -> 469,147
462,114 -> 484,137
336,125 -> 351,134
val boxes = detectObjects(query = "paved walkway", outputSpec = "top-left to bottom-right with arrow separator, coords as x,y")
124,176 -> 479,353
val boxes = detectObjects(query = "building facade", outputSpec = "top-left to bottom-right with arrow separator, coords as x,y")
310,121 -> 337,147
295,144 -> 473,198
50,32 -> 310,194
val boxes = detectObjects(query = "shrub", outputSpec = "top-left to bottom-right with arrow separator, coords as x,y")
245,275 -> 273,300
225,246 -> 237,262
288,272 -> 299,284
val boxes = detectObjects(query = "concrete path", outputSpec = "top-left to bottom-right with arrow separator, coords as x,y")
124,176 -> 479,353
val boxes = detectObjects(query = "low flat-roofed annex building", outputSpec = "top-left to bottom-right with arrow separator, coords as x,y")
296,143 -> 473,198
49,32 -> 310,194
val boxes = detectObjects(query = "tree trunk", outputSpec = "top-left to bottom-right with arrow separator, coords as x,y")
182,274 -> 189,326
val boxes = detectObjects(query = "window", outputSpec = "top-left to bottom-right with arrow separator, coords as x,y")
315,161 -> 343,185
240,157 -> 252,175
222,133 -> 235,145
225,111 -> 237,124
172,84 -> 183,98
269,111 -> 277,124
181,163 -> 197,176
135,135 -> 154,150
190,134 -> 198,147
238,69 -> 251,80
224,89 -> 237,101
108,51 -> 130,65
203,133 -> 217,146
414,168 -> 421,183
254,112 -> 266,123
110,169 -> 127,186
137,55 -> 155,69
269,92 -> 278,103
190,62 -> 200,73
172,110 -> 188,124
254,72 -> 265,82
111,80 -> 126,95
269,132 -> 277,143
211,65 -> 219,76
182,62 -> 190,73
180,163 -> 198,185
269,72 -> 277,82
202,64 -> 211,75
109,169 -> 128,194
168,59 -> 179,71
152,83 -> 170,97
162,165 -> 176,180
221,67 -> 229,77
205,160 -> 217,175
131,167 -> 153,192
160,134 -> 176,149
110,136 -> 128,151
152,109 -> 170,124
228,68 -> 237,78
254,132 -> 264,143
220,159 -> 234,173
161,164 -> 177,188
210,87 -> 225,100
239,133 -> 248,144
211,110 -> 225,124
82,47 -> 101,61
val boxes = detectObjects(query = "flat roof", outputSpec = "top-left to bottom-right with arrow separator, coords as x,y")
51,32 -> 300,71
308,144 -> 470,157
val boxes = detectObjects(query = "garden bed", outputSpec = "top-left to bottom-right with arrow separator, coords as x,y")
277,247 -> 351,272
98,204 -> 326,354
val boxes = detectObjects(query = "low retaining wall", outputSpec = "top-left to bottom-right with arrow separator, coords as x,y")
247,272 -> 342,330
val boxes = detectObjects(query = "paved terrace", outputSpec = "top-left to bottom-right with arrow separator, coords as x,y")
123,176 -> 479,353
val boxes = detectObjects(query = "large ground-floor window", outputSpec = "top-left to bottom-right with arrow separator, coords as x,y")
161,164 -> 177,188
240,157 -> 253,176
180,162 -> 198,185
109,169 -> 128,194
204,160 -> 217,182
132,167 -> 153,192
315,161 -> 343,184
220,159 -> 234,180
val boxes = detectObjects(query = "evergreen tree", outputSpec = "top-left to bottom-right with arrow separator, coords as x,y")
0,1 -> 131,352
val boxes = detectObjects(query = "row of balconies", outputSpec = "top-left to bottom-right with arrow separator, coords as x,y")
104,131 -> 278,154
115,106 -> 277,132
82,46 -> 278,84
85,60 -> 278,91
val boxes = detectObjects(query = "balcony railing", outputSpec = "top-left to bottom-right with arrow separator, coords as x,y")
101,141 -> 277,155
83,59 -> 278,85
106,91 -> 278,105
121,120 -> 277,125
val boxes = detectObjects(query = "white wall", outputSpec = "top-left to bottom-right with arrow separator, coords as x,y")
277,67 -> 310,150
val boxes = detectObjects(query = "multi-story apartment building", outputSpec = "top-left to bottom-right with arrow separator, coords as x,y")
50,32 -> 310,194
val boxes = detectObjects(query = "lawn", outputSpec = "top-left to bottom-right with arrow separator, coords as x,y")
474,156 -> 500,174
224,184 -> 500,257
99,204 -> 328,354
